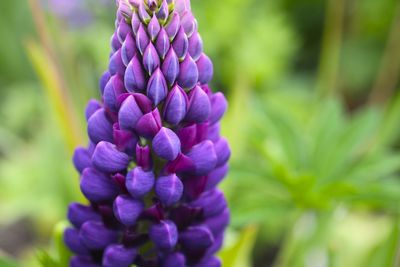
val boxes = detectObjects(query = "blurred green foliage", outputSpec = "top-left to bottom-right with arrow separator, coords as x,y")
1,0 -> 400,266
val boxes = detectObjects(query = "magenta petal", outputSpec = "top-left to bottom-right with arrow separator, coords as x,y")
177,124 -> 197,151
177,55 -> 198,89
136,144 -> 153,170
125,54 -> 147,92
113,195 -> 144,226
99,71 -> 111,95
131,11 -> 141,35
135,108 -> 162,138
138,2 -> 151,23
152,127 -> 181,161
117,19 -> 132,43
111,32 -> 121,52
209,92 -> 228,124
214,138 -> 231,167
113,123 -> 138,154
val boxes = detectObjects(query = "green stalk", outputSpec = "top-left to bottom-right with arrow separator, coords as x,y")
315,0 -> 345,98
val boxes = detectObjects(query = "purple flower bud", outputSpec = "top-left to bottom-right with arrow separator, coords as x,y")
113,195 -> 144,226
185,86 -> 211,123
190,190 -> 227,217
104,75 -> 126,112
135,108 -> 162,138
193,256 -> 221,267
80,167 -> 119,202
203,208 -> 230,237
131,11 -> 141,35
181,11 -> 197,37
109,49 -> 125,76
148,15 -> 161,41
149,220 -> 178,250
85,99 -> 102,121
99,71 -> 111,94
136,24 -> 150,55
207,123 -> 220,142
153,127 -> 181,161
155,174 -> 184,205
172,27 -> 189,60
118,1 -> 133,19
111,32 -> 122,52
136,144 -> 152,170
125,55 -> 147,92
206,163 -> 228,190
177,55 -> 198,89
121,32 -> 136,67
175,0 -> 191,14
117,19 -> 132,43
197,53 -> 213,84
138,2 -> 151,23
79,221 -> 118,250
103,244 -> 137,267
179,226 -> 214,250
162,48 -> 180,86
73,147 -> 92,173
92,141 -> 130,173
143,43 -> 160,75
67,203 -> 102,228
118,95 -> 144,130
188,32 -> 203,61
156,28 -> 170,59
163,85 -> 188,125
64,228 -> 90,255
70,256 -> 101,267
165,12 -> 180,40
209,92 -> 227,124
214,138 -> 231,167
126,167 -> 155,198
187,140 -> 217,175
87,109 -> 113,144
162,252 -> 186,267
157,0 -> 169,23
147,68 -> 168,105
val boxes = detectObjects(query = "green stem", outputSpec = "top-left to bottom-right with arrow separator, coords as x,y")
315,0 -> 345,98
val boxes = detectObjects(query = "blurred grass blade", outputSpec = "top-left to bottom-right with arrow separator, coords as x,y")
25,40 -> 83,152
0,256 -> 22,267
219,226 -> 258,267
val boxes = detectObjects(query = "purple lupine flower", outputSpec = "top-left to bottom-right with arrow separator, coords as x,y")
64,0 -> 230,266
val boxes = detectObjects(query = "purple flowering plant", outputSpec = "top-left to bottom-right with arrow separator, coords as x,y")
64,0 -> 230,266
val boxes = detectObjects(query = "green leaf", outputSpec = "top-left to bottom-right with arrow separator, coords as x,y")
219,226 -> 258,267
